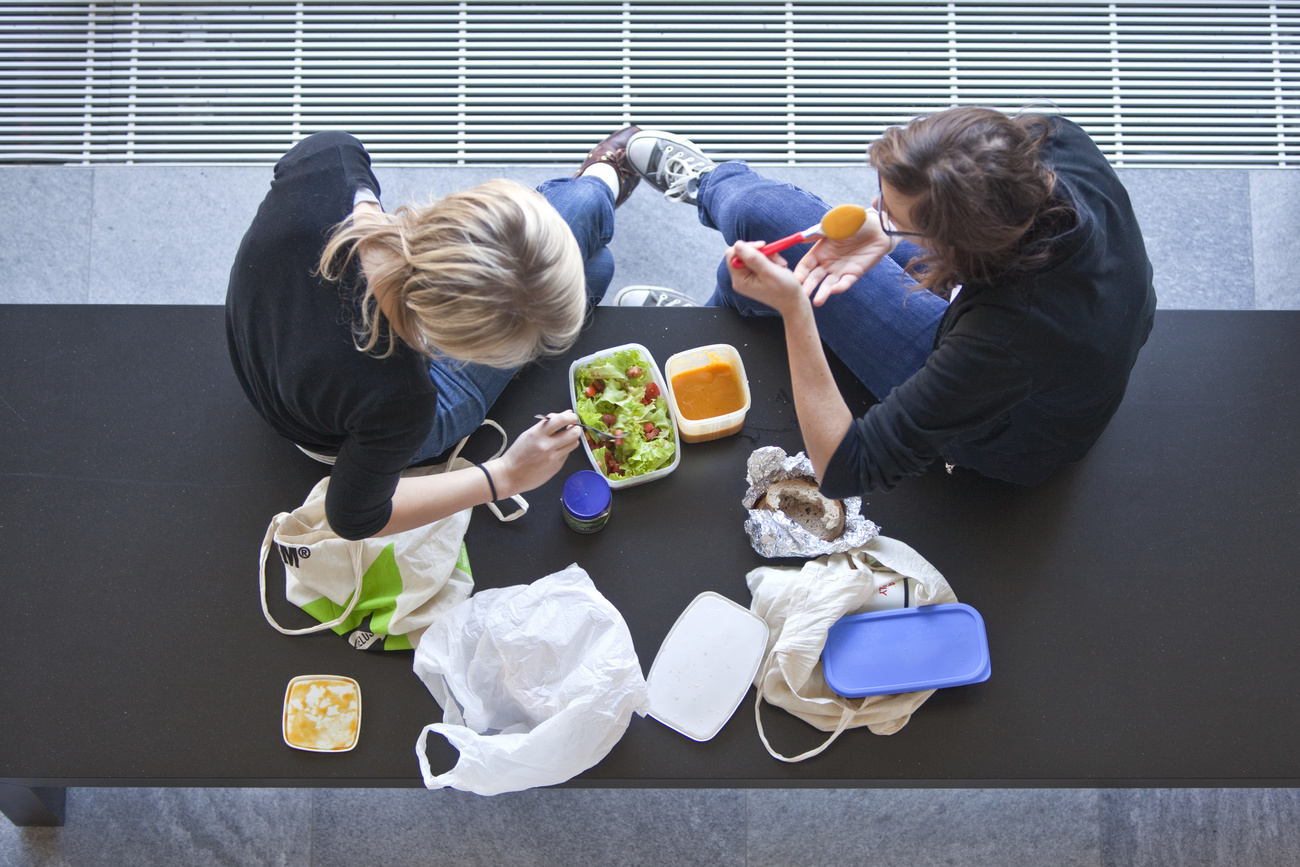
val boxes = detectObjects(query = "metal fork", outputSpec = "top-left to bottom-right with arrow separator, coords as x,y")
534,414 -> 618,441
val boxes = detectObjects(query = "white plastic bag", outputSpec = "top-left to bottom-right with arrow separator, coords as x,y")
413,564 -> 649,795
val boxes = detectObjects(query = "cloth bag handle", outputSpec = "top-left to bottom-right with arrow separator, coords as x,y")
259,419 -> 529,635
751,653 -> 865,763
259,514 -> 366,635
444,419 -> 528,523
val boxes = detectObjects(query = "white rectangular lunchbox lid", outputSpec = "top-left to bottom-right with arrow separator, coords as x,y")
646,591 -> 769,741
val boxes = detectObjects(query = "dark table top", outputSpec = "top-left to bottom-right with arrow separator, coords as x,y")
2,305 -> 1299,788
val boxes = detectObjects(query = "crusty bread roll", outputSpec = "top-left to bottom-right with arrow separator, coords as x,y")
756,479 -> 846,542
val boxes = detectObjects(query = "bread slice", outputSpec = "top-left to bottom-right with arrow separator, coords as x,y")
758,479 -> 846,542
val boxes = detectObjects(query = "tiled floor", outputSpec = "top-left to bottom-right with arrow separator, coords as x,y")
2,161 -> 1299,865
2,163 -> 1298,310
8,787 -> 1300,865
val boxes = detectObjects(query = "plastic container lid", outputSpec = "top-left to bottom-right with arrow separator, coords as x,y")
821,603 -> 991,697
561,470 -> 611,519
646,592 -> 769,741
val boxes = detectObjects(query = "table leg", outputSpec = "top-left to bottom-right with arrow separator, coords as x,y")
0,784 -> 66,827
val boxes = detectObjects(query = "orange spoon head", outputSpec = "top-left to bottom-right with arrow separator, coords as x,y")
820,204 -> 868,240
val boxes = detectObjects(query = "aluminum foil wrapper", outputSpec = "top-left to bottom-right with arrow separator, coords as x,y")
742,446 -> 880,558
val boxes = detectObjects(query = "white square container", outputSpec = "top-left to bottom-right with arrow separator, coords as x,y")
282,675 -> 361,753
645,592 -> 769,741
568,342 -> 680,489
663,344 -> 752,443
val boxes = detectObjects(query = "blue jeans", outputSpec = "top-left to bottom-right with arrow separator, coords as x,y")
412,175 -> 616,462
697,161 -> 947,400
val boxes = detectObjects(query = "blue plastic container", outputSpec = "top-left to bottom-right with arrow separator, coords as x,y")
821,603 -> 991,697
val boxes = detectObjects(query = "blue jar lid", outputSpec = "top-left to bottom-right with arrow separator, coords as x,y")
562,470 -> 611,519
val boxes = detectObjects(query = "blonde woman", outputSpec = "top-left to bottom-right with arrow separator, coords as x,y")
227,128 -> 641,539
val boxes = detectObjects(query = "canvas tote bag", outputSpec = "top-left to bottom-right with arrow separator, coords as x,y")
746,534 -> 958,761
258,421 -> 527,651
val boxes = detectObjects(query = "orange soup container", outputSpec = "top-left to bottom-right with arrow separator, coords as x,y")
663,344 -> 752,443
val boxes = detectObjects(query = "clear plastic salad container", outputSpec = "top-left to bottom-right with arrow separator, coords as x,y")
569,342 -> 680,489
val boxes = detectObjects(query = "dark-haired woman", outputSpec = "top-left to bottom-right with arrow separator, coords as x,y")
624,109 -> 1156,494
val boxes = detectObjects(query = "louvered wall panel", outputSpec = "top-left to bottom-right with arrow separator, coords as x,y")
1,0 -> 1296,165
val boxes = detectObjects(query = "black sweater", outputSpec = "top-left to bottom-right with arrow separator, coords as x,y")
822,119 -> 1157,495
226,132 -> 436,540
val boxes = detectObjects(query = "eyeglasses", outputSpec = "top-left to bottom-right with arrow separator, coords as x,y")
876,179 -> 926,239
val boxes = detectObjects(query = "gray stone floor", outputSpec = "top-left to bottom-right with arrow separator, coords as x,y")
2,163 -> 1298,310
7,787 -> 1300,865
2,161 -> 1299,865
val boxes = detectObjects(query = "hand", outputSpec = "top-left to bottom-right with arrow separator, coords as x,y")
792,217 -> 894,306
726,240 -> 810,318
490,411 -> 583,497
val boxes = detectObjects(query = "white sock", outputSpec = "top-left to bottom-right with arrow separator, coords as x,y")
581,161 -> 621,199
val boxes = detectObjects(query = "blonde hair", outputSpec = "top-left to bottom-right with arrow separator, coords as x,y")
318,179 -> 587,368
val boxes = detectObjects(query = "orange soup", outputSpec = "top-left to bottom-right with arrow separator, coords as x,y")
670,360 -> 746,420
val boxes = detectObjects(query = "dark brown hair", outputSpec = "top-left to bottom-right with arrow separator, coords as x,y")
868,106 -> 1078,297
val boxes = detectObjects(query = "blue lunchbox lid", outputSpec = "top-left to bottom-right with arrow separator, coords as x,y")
821,603 -> 991,697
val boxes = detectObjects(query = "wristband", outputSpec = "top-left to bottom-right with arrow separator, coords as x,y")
475,462 -> 498,502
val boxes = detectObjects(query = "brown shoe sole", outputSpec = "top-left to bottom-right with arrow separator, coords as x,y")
575,124 -> 642,207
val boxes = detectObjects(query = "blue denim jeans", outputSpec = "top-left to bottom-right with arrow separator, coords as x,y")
412,175 -> 616,462
696,161 -> 946,400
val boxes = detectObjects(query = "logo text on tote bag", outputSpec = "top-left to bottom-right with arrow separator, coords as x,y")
277,544 -> 311,568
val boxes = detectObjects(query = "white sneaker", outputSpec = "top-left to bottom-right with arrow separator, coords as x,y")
625,130 -> 717,205
613,285 -> 700,308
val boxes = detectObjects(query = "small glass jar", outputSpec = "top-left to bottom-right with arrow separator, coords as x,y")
561,470 -> 612,533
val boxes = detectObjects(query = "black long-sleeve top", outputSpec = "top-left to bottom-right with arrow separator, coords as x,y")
822,119 -> 1157,495
226,131 -> 435,540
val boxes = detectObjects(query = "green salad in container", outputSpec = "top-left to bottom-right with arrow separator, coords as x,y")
573,348 -> 676,480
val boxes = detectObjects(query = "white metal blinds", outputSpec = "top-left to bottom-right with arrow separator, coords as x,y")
2,0 -> 1297,165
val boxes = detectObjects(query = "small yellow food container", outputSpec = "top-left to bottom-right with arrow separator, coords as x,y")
282,675 -> 361,753
664,344 -> 752,443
